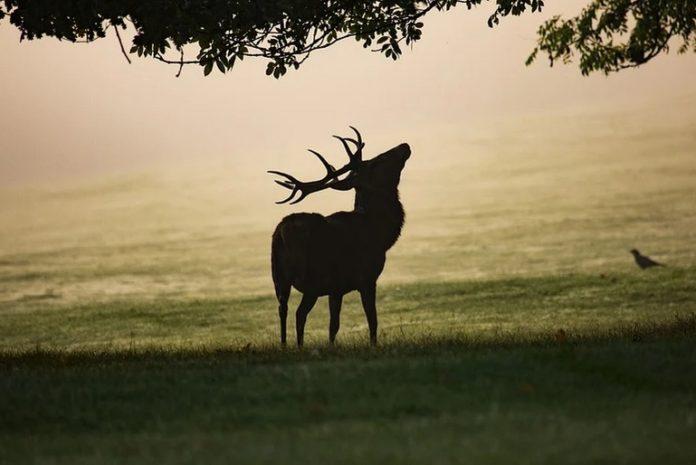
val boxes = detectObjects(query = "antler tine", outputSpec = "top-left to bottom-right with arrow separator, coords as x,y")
332,126 -> 364,162
268,170 -> 301,204
267,170 -> 299,184
347,125 -> 364,161
289,191 -> 309,205
307,149 -> 336,177
276,188 -> 299,204
349,126 -> 363,147
332,135 -> 360,163
274,180 -> 294,189
348,125 -> 361,139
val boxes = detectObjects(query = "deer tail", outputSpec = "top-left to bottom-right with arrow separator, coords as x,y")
271,226 -> 291,305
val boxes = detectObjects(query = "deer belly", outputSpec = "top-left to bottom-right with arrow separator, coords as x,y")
291,251 -> 383,296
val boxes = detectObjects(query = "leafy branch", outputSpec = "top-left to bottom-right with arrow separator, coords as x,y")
0,0 -> 544,77
527,0 -> 696,75
2,0 -> 693,77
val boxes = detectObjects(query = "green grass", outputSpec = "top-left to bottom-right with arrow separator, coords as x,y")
1,315 -> 695,465
1,270 -> 696,464
1,268 -> 694,350
1,108 -> 695,463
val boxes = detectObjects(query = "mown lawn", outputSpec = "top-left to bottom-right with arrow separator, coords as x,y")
2,268 -> 695,351
1,110 -> 695,464
1,270 -> 695,465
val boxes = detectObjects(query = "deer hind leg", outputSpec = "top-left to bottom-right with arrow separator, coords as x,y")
359,284 -> 378,346
278,300 -> 288,346
295,293 -> 318,347
275,278 -> 291,346
271,230 -> 291,346
328,294 -> 343,344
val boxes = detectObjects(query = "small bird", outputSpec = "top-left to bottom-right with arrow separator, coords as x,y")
630,249 -> 665,269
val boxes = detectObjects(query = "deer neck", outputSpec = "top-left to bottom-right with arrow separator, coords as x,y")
354,189 -> 405,251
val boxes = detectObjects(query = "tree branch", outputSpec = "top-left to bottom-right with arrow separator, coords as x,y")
113,25 -> 131,64
176,48 -> 185,77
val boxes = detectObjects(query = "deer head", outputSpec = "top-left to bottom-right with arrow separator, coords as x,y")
269,127 -> 410,204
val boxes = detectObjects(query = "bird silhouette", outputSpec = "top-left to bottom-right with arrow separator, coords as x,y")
630,249 -> 665,269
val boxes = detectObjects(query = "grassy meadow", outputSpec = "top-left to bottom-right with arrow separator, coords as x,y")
1,102 -> 696,463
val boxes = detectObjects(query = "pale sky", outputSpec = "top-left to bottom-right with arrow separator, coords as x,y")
1,1 -> 695,186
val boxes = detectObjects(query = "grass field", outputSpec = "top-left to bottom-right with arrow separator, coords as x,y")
2,313 -> 696,465
1,103 -> 696,463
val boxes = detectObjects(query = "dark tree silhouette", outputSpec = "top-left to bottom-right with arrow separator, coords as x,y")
528,0 -> 696,75
270,128 -> 410,346
1,1 -> 692,77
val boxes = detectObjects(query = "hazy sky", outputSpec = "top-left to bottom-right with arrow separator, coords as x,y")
1,0 -> 695,186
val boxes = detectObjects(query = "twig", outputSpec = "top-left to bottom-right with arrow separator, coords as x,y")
176,48 -> 185,77
114,25 -> 131,64
154,53 -> 199,65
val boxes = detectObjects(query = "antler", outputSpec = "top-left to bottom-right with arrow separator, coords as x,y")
333,125 -> 364,164
268,127 -> 364,204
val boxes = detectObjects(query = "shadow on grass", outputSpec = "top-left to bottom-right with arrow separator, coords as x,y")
2,313 -> 694,368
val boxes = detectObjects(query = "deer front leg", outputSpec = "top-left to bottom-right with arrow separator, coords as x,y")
359,284 -> 378,346
296,293 -> 318,347
329,294 -> 343,344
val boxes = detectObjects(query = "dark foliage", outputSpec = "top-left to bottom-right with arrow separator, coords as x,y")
527,0 -> 696,75
1,1 -> 692,75
0,0 -> 543,76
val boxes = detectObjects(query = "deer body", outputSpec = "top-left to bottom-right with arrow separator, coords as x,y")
270,132 -> 410,346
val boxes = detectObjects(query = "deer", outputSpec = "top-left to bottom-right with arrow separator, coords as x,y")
269,127 -> 411,347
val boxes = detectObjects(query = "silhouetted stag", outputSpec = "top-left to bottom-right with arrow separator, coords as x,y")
269,127 -> 410,347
